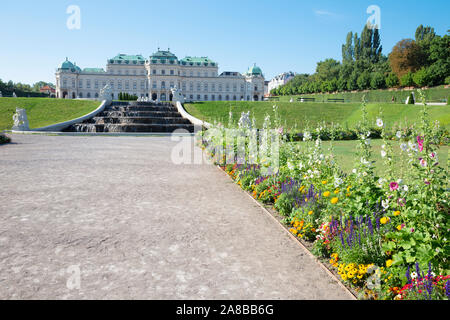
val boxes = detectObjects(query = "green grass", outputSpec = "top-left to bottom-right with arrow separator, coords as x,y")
302,139 -> 449,175
185,101 -> 450,130
277,86 -> 449,104
0,98 -> 100,130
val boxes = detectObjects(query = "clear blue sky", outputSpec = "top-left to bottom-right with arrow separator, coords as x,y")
0,0 -> 448,85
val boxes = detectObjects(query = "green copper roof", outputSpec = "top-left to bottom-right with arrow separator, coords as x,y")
59,58 -> 75,70
109,54 -> 146,64
180,56 -> 216,66
246,64 -> 263,76
83,68 -> 106,73
150,50 -> 178,59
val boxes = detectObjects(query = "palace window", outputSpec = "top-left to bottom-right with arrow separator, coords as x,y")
204,83 -> 208,92
87,80 -> 91,89
225,84 -> 230,92
95,80 -> 99,89
233,84 -> 237,92
241,84 -> 244,92
161,70 -> 166,75
204,72 -> 208,77
125,81 -> 129,90
189,82 -> 193,91
102,81 -> 106,87
170,81 -> 174,88
196,82 -> 201,91
79,80 -> 83,88
182,82 -> 186,91
110,81 -> 114,89
197,94 -> 200,100
153,69 -> 157,75
204,95 -> 208,101
170,70 -> 174,75
125,70 -> 129,75
152,82 -> 157,89
211,95 -> 215,101
133,81 -> 137,90
118,81 -> 122,89
182,71 -> 186,76
87,92 -> 91,98
141,81 -> 145,90
72,79 -> 75,88
190,71 -> 193,77
218,84 -> 222,92
161,81 -> 166,89
211,83 -> 215,91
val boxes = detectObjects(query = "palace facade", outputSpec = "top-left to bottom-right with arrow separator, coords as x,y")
55,49 -> 265,102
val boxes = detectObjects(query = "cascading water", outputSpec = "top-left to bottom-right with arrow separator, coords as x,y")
64,101 -> 194,133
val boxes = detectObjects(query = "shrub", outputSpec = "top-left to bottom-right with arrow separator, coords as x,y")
386,73 -> 400,88
408,92 -> 415,104
413,67 -> 432,87
446,76 -> 450,85
401,72 -> 415,87
357,71 -> 371,90
371,72 -> 386,89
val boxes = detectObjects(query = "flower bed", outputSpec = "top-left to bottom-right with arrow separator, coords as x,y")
0,133 -> 11,144
199,92 -> 449,300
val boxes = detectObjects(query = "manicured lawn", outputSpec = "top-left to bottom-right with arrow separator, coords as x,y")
185,101 -> 450,130
0,98 -> 100,130
277,86 -> 450,104
312,139 -> 449,175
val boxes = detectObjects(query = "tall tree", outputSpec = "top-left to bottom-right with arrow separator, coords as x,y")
342,31 -> 354,62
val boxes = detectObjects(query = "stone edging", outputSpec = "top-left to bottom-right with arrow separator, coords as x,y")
175,101 -> 211,129
12,100 -> 109,133
215,165 -> 357,300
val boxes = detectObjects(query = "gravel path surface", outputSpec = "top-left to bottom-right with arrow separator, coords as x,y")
0,135 -> 353,300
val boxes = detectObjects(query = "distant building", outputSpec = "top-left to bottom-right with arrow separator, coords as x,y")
55,50 -> 265,102
268,71 -> 296,94
39,85 -> 56,97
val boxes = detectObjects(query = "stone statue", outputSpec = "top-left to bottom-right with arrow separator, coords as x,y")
170,85 -> 185,103
12,108 -> 30,131
13,92 -> 17,98
0,91 -> 2,98
99,84 -> 113,105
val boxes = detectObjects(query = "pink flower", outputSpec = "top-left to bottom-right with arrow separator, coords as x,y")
424,179 -> 430,185
417,136 -> 424,152
390,182 -> 399,191
420,159 -> 427,167
398,198 -> 406,207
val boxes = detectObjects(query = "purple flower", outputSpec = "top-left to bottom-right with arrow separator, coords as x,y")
445,280 -> 450,299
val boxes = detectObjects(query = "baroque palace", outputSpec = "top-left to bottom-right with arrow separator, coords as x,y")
55,49 -> 265,102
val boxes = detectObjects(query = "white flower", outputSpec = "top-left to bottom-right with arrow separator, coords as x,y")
381,150 -> 387,158
378,178 -> 385,186
382,199 -> 389,209
287,161 -> 294,170
396,131 -> 402,139
400,143 -> 408,152
303,131 -> 312,141
365,138 -> 371,146
397,179 -> 403,185
362,171 -> 368,177
411,272 -> 417,279
381,144 -> 386,149
352,169 -> 357,174
334,177 -> 343,187
376,118 -> 384,128
403,185 -> 409,192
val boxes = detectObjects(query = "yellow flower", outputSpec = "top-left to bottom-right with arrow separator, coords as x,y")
305,198 -> 308,202
331,197 -> 339,204
308,211 -> 313,215
322,180 -> 328,185
299,186 -> 305,193
396,225 -> 403,231
289,228 -> 298,235
394,211 -> 401,216
386,260 -> 393,268
334,189 -> 340,194
380,217 -> 390,224
347,186 -> 351,192
323,191 -> 331,197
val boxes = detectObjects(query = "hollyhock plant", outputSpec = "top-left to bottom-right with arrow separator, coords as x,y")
390,182 -> 399,191
417,136 -> 424,152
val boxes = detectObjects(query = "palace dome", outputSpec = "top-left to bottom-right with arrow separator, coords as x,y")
246,64 -> 263,76
59,58 -> 75,70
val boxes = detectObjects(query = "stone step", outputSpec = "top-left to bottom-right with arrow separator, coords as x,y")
98,111 -> 183,118
88,117 -> 192,125
106,106 -> 178,112
69,123 -> 195,133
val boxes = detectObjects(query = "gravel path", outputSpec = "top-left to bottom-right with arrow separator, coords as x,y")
0,134 -> 353,300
